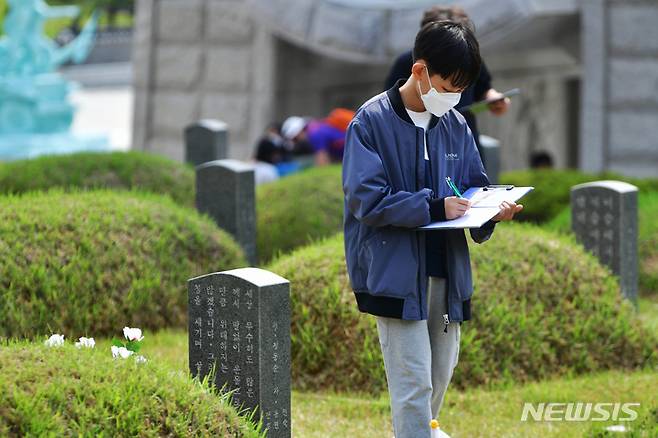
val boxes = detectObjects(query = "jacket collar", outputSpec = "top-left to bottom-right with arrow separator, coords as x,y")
385,79 -> 440,130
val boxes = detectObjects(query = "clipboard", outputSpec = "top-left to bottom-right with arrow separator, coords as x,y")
418,186 -> 534,230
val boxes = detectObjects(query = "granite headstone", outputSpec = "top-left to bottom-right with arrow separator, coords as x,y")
185,119 -> 229,166
188,268 -> 291,437
571,180 -> 638,302
195,159 -> 257,265
479,134 -> 500,184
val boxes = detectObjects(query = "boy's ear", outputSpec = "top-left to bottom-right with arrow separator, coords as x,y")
411,61 -> 427,81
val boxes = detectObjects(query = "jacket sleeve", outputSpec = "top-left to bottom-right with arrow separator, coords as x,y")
342,119 -> 433,228
462,123 -> 497,244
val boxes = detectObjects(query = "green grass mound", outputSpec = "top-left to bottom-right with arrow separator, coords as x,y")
257,165 -> 343,262
0,151 -> 194,207
0,190 -> 245,339
0,342 -> 261,437
548,191 -> 658,296
499,169 -> 628,224
267,227 -> 657,394
500,169 -> 658,224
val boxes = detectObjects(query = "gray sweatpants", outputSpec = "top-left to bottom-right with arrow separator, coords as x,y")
375,276 -> 460,438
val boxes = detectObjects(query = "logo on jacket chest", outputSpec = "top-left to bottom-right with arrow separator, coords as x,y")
445,152 -> 459,161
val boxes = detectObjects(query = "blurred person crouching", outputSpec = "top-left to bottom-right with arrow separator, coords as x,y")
282,108 -> 355,167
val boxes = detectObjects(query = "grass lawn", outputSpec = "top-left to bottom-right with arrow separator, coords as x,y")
119,329 -> 656,438
295,370 -> 657,438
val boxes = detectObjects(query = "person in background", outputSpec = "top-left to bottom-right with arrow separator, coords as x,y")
311,108 -> 355,165
281,108 -> 355,167
530,151 -> 554,169
281,116 -> 312,157
253,122 -> 303,180
384,5 -> 510,157
254,122 -> 289,165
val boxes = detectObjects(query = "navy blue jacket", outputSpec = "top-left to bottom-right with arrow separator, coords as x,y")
342,81 -> 496,322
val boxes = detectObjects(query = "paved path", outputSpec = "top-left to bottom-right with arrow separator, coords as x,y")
61,62 -> 133,152
70,86 -> 133,151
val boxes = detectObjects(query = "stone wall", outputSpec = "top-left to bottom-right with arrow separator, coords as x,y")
132,1 -> 582,169
477,47 -> 581,171
132,0 -> 387,161
580,0 -> 658,177
132,0 -> 276,161
273,38 -> 386,122
132,0 -> 657,176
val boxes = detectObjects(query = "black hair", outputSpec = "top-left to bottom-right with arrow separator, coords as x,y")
412,20 -> 481,90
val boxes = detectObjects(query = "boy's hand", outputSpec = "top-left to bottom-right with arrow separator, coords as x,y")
492,201 -> 523,221
445,197 -> 471,220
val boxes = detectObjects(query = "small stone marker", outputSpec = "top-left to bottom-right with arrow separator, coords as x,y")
479,134 -> 500,184
188,268 -> 291,437
571,180 -> 638,302
195,159 -> 257,265
185,119 -> 228,166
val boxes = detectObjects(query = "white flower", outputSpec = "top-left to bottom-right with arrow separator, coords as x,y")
123,327 -> 144,342
135,355 -> 147,364
605,425 -> 628,433
75,337 -> 95,349
111,345 -> 134,359
44,334 -> 65,347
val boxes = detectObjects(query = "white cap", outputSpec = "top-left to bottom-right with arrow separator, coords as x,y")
281,116 -> 306,140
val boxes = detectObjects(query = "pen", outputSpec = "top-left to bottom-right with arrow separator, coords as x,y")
445,177 -> 464,198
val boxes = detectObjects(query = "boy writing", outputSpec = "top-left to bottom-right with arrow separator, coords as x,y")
342,21 -> 522,437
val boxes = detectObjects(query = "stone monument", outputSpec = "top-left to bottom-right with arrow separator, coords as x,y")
479,134 -> 500,184
195,159 -> 257,265
185,119 -> 229,166
571,180 -> 638,302
188,268 -> 291,437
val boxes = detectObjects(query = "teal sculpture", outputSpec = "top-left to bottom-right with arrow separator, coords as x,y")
0,0 -> 108,159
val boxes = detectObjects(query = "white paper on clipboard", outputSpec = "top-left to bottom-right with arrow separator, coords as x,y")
418,186 -> 534,230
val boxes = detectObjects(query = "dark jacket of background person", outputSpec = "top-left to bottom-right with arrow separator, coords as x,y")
384,50 -> 492,149
342,84 -> 496,323
254,122 -> 292,164
255,134 -> 291,164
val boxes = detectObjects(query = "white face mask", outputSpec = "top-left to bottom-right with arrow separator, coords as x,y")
417,65 -> 462,118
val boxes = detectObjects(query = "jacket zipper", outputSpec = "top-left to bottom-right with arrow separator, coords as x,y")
415,127 -> 429,319
427,130 -> 450,332
415,128 -> 423,320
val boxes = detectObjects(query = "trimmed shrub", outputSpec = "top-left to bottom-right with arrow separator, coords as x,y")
0,342 -> 262,437
462,223 -> 655,387
499,169 -> 623,224
267,227 -> 657,394
636,193 -> 658,296
256,167 -> 658,263
543,206 -> 570,234
499,169 -> 658,224
548,192 -> 658,296
0,152 -> 194,207
0,190 -> 246,339
266,233 -> 385,394
257,165 -> 343,262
